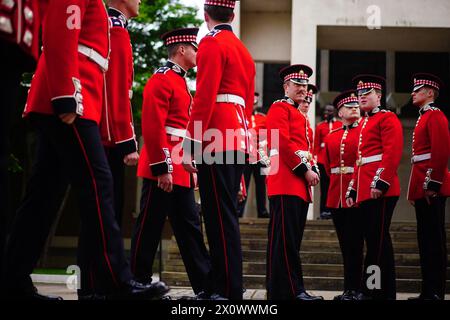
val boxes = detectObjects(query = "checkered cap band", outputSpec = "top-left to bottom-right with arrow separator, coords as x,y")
414,79 -> 440,90
357,82 -> 382,91
205,0 -> 236,8
284,73 -> 309,83
165,35 -> 198,46
337,96 -> 359,109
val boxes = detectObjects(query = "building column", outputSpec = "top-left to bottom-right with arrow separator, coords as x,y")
320,50 -> 330,92
291,0 -> 318,220
231,1 -> 241,38
386,51 -> 396,110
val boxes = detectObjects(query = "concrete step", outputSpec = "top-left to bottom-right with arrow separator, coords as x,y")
167,238 -> 428,254
167,249 -> 450,267
238,228 -> 440,243
164,261 -> 450,279
161,271 -> 450,293
238,219 -> 450,232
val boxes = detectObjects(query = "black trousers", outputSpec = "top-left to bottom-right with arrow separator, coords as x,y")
3,114 -> 132,295
0,40 -> 30,284
359,197 -> 398,300
130,179 -> 211,294
266,195 -> 309,300
196,159 -> 245,299
331,208 -> 364,292
415,197 -> 447,298
237,163 -> 268,217
318,163 -> 330,214
104,147 -> 126,227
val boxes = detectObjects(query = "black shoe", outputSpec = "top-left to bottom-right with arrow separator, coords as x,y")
78,294 -> 107,301
408,294 -> 441,301
296,291 -> 324,301
111,280 -> 169,300
341,290 -> 359,301
320,212 -> 332,220
258,211 -> 270,219
7,286 -> 63,301
333,291 -> 349,301
209,293 -> 228,300
354,292 -> 372,301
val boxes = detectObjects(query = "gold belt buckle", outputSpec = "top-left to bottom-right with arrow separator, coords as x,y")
356,158 -> 362,167
340,167 -> 347,174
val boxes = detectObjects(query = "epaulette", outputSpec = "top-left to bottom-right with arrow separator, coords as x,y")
206,29 -> 221,37
109,16 -> 126,28
155,66 -> 170,75
430,106 -> 441,111
273,99 -> 287,104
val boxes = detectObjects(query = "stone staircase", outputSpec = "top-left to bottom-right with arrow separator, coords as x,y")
161,218 -> 450,293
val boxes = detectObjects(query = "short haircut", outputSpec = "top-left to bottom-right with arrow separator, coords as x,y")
431,88 -> 440,100
167,43 -> 184,58
204,5 -> 234,23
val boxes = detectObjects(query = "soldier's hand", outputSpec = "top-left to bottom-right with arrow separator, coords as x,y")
409,200 -> 416,207
183,162 -> 198,173
124,152 -> 139,166
346,197 -> 355,207
158,173 -> 173,193
305,170 -> 319,186
370,188 -> 383,199
237,190 -> 246,203
59,113 -> 77,125
424,190 -> 438,205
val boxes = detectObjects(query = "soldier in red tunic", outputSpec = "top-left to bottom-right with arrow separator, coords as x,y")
346,75 -> 403,300
299,84 -> 320,175
324,90 -> 364,300
101,1 -> 140,227
265,65 -> 323,301
3,0 -> 167,300
0,0 -> 41,295
237,92 -> 270,218
315,104 -> 342,219
181,0 -> 255,300
407,73 -> 449,300
130,27 -> 211,298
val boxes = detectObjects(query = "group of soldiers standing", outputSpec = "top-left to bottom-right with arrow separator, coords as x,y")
0,0 -> 448,301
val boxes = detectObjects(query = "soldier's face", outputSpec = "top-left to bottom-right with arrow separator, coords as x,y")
127,0 -> 141,18
284,82 -> 307,104
339,105 -> 360,121
411,87 -> 432,107
300,101 -> 310,114
183,44 -> 198,69
358,90 -> 380,111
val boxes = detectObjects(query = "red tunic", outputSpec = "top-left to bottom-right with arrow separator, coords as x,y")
266,99 -> 314,202
347,108 -> 403,204
24,0 -> 109,124
407,104 -> 450,201
314,119 -> 342,165
249,112 -> 269,165
137,62 -> 193,188
184,24 -> 255,155
100,9 -> 137,156
0,0 -> 41,65
323,121 -> 361,209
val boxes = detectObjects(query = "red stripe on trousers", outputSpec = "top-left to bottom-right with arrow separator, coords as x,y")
73,126 -> 118,286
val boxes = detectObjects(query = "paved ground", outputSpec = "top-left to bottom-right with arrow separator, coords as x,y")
36,284 -> 449,301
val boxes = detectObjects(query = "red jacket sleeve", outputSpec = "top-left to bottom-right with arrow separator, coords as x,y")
185,36 -> 224,147
314,124 -> 322,158
323,135 -> 332,176
266,104 -> 312,176
44,0 -> 88,115
424,111 -> 450,192
106,27 -> 137,156
371,112 -> 403,192
142,75 -> 173,176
